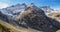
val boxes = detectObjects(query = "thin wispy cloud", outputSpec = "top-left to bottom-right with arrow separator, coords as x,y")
0,2 -> 8,9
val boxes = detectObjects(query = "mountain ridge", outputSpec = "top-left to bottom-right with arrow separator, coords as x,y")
0,3 -> 60,32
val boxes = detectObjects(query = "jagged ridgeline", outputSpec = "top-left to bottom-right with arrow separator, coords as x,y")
0,3 -> 60,32
14,3 -> 60,32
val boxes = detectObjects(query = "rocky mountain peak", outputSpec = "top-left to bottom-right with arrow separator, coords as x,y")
14,4 -> 60,32
40,6 -> 54,14
0,3 -> 60,32
0,3 -> 27,18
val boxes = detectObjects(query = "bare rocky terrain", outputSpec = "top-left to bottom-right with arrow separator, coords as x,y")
0,3 -> 60,32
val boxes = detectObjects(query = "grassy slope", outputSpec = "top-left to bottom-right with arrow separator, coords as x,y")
0,19 -> 28,32
0,19 -> 40,32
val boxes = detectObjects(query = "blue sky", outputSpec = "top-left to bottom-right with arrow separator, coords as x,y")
0,0 -> 60,10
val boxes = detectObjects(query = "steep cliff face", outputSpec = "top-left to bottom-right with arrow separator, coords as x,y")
0,3 -> 60,32
15,4 -> 59,32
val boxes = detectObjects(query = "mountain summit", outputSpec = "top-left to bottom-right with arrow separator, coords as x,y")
0,3 -> 60,32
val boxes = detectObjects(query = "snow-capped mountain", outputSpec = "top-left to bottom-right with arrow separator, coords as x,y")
40,6 -> 54,14
0,3 -> 60,32
0,3 -> 27,18
0,3 -> 56,18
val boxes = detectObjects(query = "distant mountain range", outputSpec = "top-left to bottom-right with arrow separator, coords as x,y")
0,3 -> 56,18
40,6 -> 54,13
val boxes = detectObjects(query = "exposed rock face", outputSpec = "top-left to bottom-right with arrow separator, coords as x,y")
0,3 -> 27,18
0,3 -> 60,32
0,11 -> 8,21
15,4 -> 59,32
